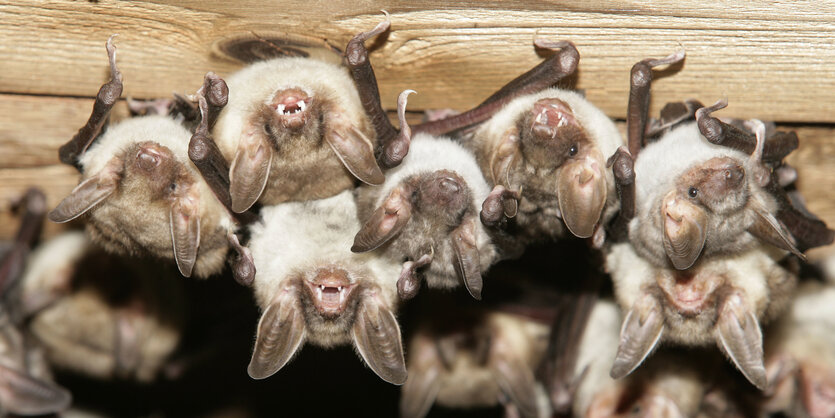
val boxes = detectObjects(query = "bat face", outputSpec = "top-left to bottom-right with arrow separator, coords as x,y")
49,116 -> 235,278
247,191 -> 406,384
353,135 -> 497,300
213,58 -> 383,213
470,88 -> 622,242
606,241 -> 797,390
19,232 -> 184,382
630,123 -> 796,270
401,310 -> 549,418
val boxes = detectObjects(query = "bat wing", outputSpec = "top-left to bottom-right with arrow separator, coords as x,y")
0,363 -> 71,416
247,296 -> 307,380
352,299 -> 407,385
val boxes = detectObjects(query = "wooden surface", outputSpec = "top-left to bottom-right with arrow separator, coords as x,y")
0,1 -> 833,256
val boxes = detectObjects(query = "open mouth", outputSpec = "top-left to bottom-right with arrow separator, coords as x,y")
303,269 -> 356,318
531,98 -> 578,138
271,88 -> 311,128
657,271 -> 721,316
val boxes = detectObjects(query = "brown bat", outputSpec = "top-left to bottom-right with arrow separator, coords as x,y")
212,45 -> 386,213
0,189 -> 72,416
246,191 -> 406,384
18,231 -> 185,382
49,36 -> 255,281
611,51 -> 832,270
606,240 -> 797,390
400,307 -> 550,418
763,281 -> 835,418
352,93 -> 499,300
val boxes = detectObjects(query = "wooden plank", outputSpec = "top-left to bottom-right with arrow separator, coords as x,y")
0,164 -> 80,241
1,1 -> 834,122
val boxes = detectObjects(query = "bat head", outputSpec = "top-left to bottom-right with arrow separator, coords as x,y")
414,170 -> 471,224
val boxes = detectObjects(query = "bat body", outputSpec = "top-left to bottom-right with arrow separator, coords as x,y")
354,134 -> 497,300
764,281 -> 835,418
19,232 -> 184,382
467,88 -> 623,246
628,121 -> 797,270
606,240 -> 796,389
213,57 -> 383,213
247,191 -> 406,384
401,309 -> 550,418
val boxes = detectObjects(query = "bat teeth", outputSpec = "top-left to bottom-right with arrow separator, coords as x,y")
277,104 -> 286,114
298,100 -> 307,112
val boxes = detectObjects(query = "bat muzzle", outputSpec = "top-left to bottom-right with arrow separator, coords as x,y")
303,268 -> 357,318
270,87 -> 311,129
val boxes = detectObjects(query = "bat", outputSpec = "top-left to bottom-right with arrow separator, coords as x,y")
352,92 -> 499,300
606,240 -> 797,390
400,303 -> 551,418
19,232 -> 185,382
212,36 -> 387,213
49,36 -> 256,281
0,188 -> 72,416
763,281 -> 835,418
611,50 -> 832,270
246,190 -> 407,384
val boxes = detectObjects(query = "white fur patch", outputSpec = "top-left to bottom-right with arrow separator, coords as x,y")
605,242 -> 654,308
213,58 -> 365,158
20,232 -> 89,296
573,300 -> 622,415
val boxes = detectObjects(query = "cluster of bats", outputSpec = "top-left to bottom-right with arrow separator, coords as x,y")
2,12 -> 834,417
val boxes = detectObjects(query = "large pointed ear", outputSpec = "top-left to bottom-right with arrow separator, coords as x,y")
610,294 -> 665,379
748,203 -> 805,261
715,293 -> 767,390
229,128 -> 273,213
400,336 -> 442,418
352,184 -> 414,253
169,196 -> 201,278
325,110 -> 384,185
490,347 -> 538,418
352,293 -> 407,385
247,289 -> 307,380
452,217 -> 483,300
48,160 -> 122,223
0,363 -> 72,415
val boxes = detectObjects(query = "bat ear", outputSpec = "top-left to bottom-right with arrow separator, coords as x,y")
325,113 -> 384,186
715,292 -> 767,390
661,191 -> 707,270
352,184 -> 414,252
490,347 -> 539,418
748,203 -> 805,261
48,163 -> 122,223
169,197 -> 201,278
557,156 -> 608,239
352,295 -> 407,385
0,363 -> 72,416
229,129 -> 273,213
452,218 -> 483,300
399,337 -> 442,418
489,128 -> 520,187
248,295 -> 307,380
610,294 -> 665,379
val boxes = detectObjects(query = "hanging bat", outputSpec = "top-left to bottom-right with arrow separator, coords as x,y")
352,92 -> 499,301
605,239 -> 797,390
611,50 -> 832,270
49,36 -> 256,281
19,232 -> 185,382
763,281 -> 835,418
400,304 -> 551,418
212,38 -> 389,213
0,189 -> 72,416
246,190 -> 406,384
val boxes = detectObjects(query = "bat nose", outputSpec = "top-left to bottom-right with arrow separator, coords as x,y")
136,148 -> 161,171
438,176 -> 461,195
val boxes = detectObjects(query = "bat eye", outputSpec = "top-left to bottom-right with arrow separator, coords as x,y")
688,187 -> 699,198
569,144 -> 578,156
168,183 -> 177,194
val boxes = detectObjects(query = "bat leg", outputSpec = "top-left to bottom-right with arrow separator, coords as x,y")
227,231 -> 255,286
344,11 -> 400,149
606,146 -> 635,241
413,39 -> 579,136
59,35 -> 123,169
626,49 -> 685,156
397,251 -> 433,300
480,185 -> 520,228
0,188 -> 47,293
380,89 -> 416,169
189,74 -> 259,225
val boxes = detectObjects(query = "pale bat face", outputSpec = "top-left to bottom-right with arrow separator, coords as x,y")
470,88 -> 622,245
49,116 -> 234,278
213,58 -> 384,213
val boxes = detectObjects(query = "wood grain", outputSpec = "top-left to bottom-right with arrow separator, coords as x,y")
1,1 -> 834,122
